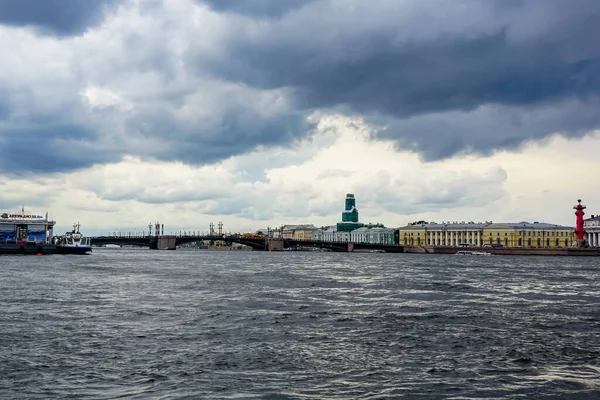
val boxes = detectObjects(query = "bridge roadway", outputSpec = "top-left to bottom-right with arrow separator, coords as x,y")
90,235 -> 404,253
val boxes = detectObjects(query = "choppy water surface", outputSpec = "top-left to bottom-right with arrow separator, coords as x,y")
1,250 -> 599,399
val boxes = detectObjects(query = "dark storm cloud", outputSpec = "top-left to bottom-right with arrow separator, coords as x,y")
199,0 -> 317,17
198,0 -> 600,159
3,0 -> 600,177
0,0 -> 120,35
0,122 -> 116,175
130,106 -> 312,165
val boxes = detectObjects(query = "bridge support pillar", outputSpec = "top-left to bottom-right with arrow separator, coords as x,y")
156,237 -> 177,250
267,238 -> 284,251
347,242 -> 354,252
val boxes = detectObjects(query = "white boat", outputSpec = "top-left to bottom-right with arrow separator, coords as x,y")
55,223 -> 92,254
455,250 -> 492,256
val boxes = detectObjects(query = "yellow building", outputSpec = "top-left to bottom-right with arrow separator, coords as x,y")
292,225 -> 318,241
399,221 -> 575,248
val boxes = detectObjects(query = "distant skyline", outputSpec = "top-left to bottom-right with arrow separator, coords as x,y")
1,0 -> 599,235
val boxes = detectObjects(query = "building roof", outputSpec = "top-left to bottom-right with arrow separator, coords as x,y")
368,227 -> 396,233
351,226 -> 394,233
400,221 -> 573,230
281,224 -> 318,231
403,222 -> 488,229
488,222 -> 573,230
585,214 -> 600,221
296,224 -> 318,230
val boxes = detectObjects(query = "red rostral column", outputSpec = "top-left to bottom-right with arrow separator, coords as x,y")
574,199 -> 586,241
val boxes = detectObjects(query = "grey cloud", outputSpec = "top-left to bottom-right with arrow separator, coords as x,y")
0,0 -> 121,36
3,0 -> 600,177
356,167 -> 508,216
372,98 -> 600,160
198,0 -> 317,17
0,121 -> 117,175
196,0 -> 600,159
127,104 -> 313,166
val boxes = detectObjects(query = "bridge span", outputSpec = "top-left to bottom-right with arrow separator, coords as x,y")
90,235 -> 404,253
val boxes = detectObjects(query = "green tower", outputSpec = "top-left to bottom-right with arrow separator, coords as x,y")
337,193 -> 364,232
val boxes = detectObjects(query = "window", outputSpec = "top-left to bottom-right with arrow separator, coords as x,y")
546,238 -> 550,247
489,238 -> 493,244
528,238 -> 532,247
504,238 -> 508,246
537,238 -> 541,247
555,238 -> 559,247
518,238 -> 522,246
565,238 -> 569,247
497,238 -> 501,245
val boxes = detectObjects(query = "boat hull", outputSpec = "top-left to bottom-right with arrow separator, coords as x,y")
0,244 -> 91,255
55,246 -> 92,255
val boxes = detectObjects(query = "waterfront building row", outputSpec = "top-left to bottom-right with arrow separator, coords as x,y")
264,223 -> 396,245
398,221 -> 576,248
264,194 -> 600,249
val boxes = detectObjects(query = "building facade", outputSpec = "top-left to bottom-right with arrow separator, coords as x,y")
0,212 -> 55,244
312,227 -> 326,241
350,226 -> 396,245
399,221 -> 575,248
292,225 -> 318,241
281,225 -> 298,239
584,215 -> 600,247
322,226 -> 338,242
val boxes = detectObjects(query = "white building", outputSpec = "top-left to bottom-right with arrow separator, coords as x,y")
584,215 -> 600,247
350,226 -> 396,244
322,226 -> 337,242
350,227 -> 370,243
333,230 -> 350,242
367,227 -> 396,245
312,227 -> 327,241
315,224 -> 396,245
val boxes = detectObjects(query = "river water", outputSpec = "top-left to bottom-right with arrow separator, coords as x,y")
1,249 -> 599,399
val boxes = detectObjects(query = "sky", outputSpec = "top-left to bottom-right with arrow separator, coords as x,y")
1,0 -> 599,235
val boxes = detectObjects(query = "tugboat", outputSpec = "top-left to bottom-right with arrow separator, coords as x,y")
55,223 -> 92,254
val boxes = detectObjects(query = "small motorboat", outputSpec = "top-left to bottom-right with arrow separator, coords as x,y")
455,250 -> 492,256
55,223 -> 92,254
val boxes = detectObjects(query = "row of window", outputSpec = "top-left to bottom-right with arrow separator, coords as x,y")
404,237 -> 570,247
403,231 -> 571,237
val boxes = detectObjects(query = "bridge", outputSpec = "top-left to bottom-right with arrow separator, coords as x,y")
90,234 -> 404,253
